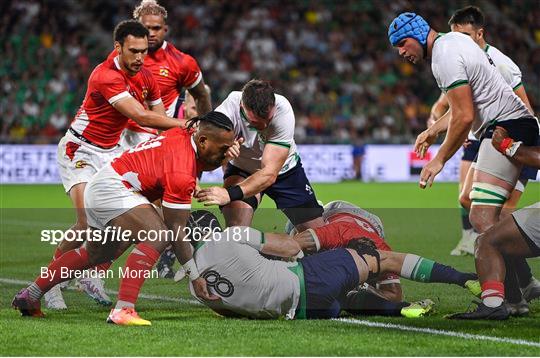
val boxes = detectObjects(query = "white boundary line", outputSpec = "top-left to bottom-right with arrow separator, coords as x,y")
0,278 -> 200,306
334,318 -> 540,348
2,277 -> 539,348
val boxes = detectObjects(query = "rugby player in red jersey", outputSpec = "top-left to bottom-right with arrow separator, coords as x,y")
47,20 -> 189,309
13,111 -> 240,326
118,0 -> 212,149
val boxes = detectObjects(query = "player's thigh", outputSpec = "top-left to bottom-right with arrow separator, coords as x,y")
265,164 -> 323,228
477,212 -> 539,258
301,249 -> 361,318
109,203 -> 170,252
222,170 -> 259,226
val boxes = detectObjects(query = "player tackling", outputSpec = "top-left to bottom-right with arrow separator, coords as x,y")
12,111 -> 240,326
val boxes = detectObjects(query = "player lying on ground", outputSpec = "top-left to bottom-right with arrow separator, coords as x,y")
449,127 -> 540,320
187,211 -> 477,319
12,112 -> 239,326
286,200 -> 478,315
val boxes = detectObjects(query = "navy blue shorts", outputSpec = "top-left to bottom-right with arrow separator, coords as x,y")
478,117 -> 539,181
462,140 -> 480,162
223,160 -> 323,224
300,249 -> 360,319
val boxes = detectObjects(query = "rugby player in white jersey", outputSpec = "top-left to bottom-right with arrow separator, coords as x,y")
195,79 -> 325,232
426,6 -> 535,257
388,13 -> 538,238
186,211 -> 478,320
388,13 -> 539,318
423,6 -> 540,312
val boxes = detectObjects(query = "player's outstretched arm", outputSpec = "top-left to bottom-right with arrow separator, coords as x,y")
162,207 -> 219,301
492,126 -> 540,169
229,227 -> 302,258
113,96 -> 186,130
419,85 -> 474,188
237,144 -> 289,198
428,92 -> 450,127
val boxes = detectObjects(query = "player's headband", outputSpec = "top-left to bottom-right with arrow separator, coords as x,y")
388,12 -> 430,47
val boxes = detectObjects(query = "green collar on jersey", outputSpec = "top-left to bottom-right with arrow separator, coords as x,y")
288,262 -> 307,319
484,44 -> 490,53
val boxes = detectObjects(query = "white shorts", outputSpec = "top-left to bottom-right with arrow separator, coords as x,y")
84,165 -> 150,230
57,131 -> 124,193
119,128 -> 158,151
475,138 -> 521,186
512,202 -> 540,250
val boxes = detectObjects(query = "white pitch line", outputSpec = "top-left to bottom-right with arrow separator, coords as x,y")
0,277 -> 200,306
335,318 -> 540,348
2,277 -> 539,348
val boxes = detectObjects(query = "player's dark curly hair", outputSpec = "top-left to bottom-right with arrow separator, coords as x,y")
448,6 -> 485,29
241,79 -> 276,119
113,20 -> 149,46
186,111 -> 234,132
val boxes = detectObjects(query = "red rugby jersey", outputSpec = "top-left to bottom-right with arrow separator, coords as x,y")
109,41 -> 202,134
110,128 -> 199,208
70,56 -> 162,148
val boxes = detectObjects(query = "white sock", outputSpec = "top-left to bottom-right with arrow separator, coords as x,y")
114,300 -> 134,311
483,296 -> 504,308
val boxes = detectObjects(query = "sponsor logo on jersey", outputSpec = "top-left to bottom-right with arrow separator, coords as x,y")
142,88 -> 148,100
159,68 -> 169,77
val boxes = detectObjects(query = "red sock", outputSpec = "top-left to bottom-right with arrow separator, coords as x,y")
481,280 -> 505,306
34,247 -> 91,292
53,247 -> 63,261
117,244 -> 160,306
91,248 -> 124,274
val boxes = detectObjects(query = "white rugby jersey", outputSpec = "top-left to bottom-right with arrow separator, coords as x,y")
189,227 -> 304,319
215,91 -> 299,175
466,43 -> 524,141
431,32 -> 531,139
485,44 -> 522,91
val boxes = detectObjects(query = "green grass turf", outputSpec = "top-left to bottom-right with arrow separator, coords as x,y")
0,183 -> 539,356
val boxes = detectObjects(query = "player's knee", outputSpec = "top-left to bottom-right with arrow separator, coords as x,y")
459,190 -> 471,210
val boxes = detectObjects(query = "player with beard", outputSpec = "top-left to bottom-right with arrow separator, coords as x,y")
117,0 -> 211,149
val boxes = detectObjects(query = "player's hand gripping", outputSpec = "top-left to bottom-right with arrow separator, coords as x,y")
224,138 -> 244,163
192,277 -> 220,301
414,128 -> 438,159
491,126 -> 510,153
195,186 -> 231,206
419,157 -> 444,189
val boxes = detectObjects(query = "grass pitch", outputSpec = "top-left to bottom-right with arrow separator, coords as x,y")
1,182 -> 539,356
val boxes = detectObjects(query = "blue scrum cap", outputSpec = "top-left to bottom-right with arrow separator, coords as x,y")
388,12 -> 430,47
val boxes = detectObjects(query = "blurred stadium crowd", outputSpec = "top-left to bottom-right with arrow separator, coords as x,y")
1,0 -> 538,145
